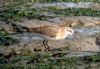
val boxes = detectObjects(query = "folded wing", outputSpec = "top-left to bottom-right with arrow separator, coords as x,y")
29,25 -> 59,37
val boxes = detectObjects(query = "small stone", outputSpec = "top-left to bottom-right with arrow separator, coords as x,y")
95,35 -> 100,46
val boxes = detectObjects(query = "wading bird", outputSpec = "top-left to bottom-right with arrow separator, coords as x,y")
26,24 -> 77,51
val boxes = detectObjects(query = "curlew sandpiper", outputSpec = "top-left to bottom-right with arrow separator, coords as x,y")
27,25 -> 76,51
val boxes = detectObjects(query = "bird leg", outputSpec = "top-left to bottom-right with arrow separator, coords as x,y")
43,40 -> 51,51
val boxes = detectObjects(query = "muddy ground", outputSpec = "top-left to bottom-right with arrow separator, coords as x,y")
0,17 -> 100,54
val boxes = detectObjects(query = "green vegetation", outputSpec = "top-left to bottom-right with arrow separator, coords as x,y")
0,29 -> 18,46
0,52 -> 100,69
1,0 -> 100,23
5,0 -> 100,3
47,7 -> 100,16
1,5 -> 100,23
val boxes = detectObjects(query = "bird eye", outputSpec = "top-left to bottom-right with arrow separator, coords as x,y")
68,30 -> 72,33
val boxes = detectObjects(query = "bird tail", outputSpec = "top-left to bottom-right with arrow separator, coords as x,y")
11,23 -> 33,33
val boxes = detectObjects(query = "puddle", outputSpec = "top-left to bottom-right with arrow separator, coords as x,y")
75,28 -> 100,37
31,2 -> 96,9
10,27 -> 100,42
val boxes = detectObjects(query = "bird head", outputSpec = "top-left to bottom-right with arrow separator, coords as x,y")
65,27 -> 74,36
65,27 -> 80,40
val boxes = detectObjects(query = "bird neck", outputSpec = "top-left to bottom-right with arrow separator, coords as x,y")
56,27 -> 67,40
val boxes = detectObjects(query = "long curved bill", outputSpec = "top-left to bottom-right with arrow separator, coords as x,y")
73,34 -> 80,41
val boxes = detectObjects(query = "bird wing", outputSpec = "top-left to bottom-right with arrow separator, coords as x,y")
29,25 -> 59,37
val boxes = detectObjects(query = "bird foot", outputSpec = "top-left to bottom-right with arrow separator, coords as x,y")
45,46 -> 52,51
47,46 -> 51,51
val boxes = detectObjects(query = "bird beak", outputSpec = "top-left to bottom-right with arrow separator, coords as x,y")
73,34 -> 80,41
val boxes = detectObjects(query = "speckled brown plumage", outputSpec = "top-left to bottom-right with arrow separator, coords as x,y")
28,25 -> 60,37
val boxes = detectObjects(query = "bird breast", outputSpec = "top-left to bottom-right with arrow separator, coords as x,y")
56,28 -> 67,40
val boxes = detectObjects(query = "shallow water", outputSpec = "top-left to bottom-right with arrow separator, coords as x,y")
31,2 -> 96,8
10,27 -> 100,42
75,28 -> 100,37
